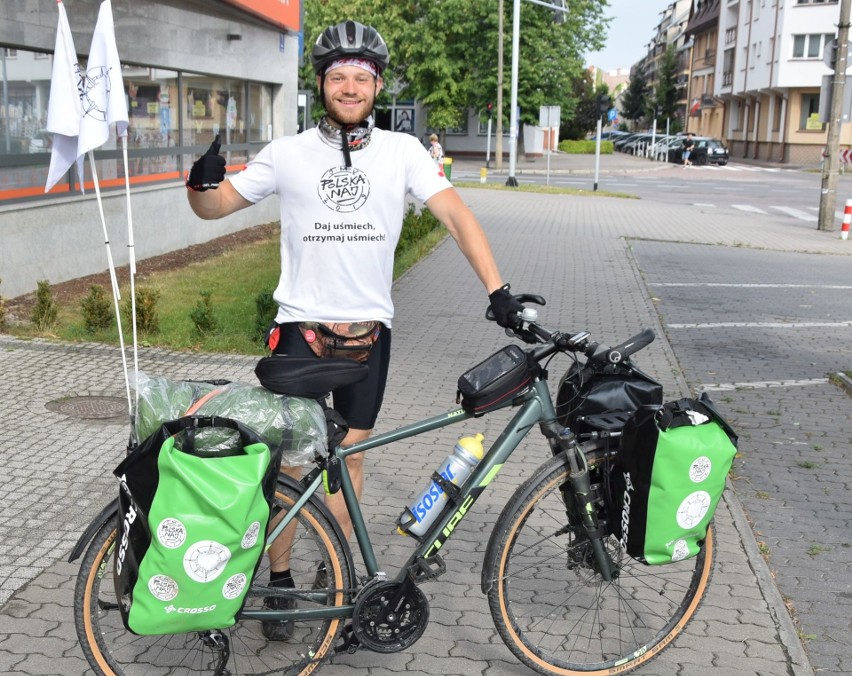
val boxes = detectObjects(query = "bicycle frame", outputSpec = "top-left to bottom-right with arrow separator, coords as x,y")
246,377 -> 559,623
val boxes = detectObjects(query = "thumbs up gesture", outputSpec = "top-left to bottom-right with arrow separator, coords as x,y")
185,134 -> 226,191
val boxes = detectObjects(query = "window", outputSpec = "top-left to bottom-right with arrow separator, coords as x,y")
799,93 -> 823,130
0,46 -> 274,203
792,33 -> 832,59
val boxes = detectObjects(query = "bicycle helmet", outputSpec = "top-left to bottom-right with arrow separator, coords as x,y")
311,20 -> 390,75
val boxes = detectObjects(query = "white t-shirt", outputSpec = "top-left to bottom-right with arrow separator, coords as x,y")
230,127 -> 451,327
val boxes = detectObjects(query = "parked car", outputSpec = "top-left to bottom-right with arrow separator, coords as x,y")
619,133 -> 656,154
667,136 -> 729,165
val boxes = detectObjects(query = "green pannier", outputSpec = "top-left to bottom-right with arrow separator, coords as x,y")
114,416 -> 281,635
611,394 -> 738,565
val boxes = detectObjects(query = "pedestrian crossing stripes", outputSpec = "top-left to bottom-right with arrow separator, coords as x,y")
698,378 -> 830,392
690,204 -> 838,221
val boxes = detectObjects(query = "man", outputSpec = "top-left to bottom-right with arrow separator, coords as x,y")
186,20 -> 522,639
682,132 -> 694,167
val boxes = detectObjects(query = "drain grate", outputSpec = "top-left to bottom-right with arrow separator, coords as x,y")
46,395 -> 128,420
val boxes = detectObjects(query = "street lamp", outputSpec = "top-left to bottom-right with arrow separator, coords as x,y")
505,0 -> 569,187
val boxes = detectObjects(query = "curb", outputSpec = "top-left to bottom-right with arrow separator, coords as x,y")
724,486 -> 815,676
834,371 -> 852,395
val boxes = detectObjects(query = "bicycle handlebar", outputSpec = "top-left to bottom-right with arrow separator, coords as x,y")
493,293 -> 655,365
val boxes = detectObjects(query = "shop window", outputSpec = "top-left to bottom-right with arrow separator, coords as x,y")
799,93 -> 824,130
0,46 -> 273,204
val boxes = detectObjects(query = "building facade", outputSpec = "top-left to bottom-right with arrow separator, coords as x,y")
0,0 -> 301,298
683,0 -> 849,162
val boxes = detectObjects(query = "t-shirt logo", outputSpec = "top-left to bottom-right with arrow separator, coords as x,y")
318,166 -> 370,213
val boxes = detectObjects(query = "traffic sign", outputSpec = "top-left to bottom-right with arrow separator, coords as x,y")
607,108 -> 617,122
824,39 -> 852,69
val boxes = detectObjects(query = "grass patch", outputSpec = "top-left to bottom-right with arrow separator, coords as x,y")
6,206 -> 446,355
454,181 -> 636,199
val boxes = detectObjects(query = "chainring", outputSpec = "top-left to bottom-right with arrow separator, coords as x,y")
351,580 -> 429,653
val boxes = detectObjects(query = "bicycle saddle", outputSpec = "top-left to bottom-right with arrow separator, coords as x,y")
255,355 -> 369,399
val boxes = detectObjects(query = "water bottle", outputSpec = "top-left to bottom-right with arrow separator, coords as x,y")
397,433 -> 485,538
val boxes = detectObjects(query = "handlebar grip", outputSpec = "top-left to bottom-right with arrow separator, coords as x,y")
606,328 -> 655,364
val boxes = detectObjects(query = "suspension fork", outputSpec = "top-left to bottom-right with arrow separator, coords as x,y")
541,421 -> 618,581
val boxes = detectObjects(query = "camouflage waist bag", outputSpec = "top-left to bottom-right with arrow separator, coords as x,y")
298,321 -> 381,362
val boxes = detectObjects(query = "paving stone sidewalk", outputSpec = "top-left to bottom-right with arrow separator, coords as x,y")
2,184 -> 847,674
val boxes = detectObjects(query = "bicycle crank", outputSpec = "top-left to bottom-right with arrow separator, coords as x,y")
351,580 -> 429,653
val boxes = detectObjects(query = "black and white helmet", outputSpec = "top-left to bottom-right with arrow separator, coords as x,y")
311,20 -> 390,75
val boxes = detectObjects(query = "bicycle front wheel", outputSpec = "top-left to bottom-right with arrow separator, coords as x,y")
486,454 -> 714,675
74,480 -> 352,675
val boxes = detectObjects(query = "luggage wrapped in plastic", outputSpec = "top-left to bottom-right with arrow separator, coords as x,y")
132,371 -> 326,466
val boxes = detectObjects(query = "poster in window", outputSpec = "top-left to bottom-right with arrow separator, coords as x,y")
394,108 -> 414,133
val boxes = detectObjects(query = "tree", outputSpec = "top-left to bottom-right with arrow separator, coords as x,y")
560,70 -> 596,140
301,0 -> 610,133
652,45 -> 679,124
620,63 -> 648,127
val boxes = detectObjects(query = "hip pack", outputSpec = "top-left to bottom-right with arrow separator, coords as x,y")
611,394 -> 737,565
113,416 -> 281,635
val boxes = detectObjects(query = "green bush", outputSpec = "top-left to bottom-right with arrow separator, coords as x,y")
254,290 -> 277,344
122,285 -> 161,335
189,290 -> 219,336
80,284 -> 114,333
396,203 -> 441,254
558,139 -> 613,154
32,280 -> 58,333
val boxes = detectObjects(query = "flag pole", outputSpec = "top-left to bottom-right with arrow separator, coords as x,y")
87,149 -> 133,416
120,134 -> 139,441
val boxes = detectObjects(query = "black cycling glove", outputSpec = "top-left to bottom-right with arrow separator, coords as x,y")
186,134 -> 226,192
488,284 -> 524,328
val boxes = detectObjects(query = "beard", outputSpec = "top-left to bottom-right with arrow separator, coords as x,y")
324,92 -> 375,127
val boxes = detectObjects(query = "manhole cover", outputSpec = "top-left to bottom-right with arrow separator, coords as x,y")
46,395 -> 127,420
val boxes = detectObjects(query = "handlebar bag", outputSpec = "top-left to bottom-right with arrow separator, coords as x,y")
610,394 -> 737,565
113,416 -> 282,635
555,363 -> 662,435
457,344 -> 539,416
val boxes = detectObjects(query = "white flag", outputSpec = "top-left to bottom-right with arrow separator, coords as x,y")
44,1 -> 82,192
77,0 -> 129,162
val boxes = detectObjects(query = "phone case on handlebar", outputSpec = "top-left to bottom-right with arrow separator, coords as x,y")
457,345 -> 540,416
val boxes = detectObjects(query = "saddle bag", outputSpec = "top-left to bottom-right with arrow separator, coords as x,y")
113,416 -> 281,635
611,394 -> 738,565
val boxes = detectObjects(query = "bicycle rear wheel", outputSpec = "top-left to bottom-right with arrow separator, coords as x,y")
74,479 -> 352,675
486,453 -> 714,675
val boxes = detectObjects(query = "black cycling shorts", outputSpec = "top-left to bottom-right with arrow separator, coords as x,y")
271,322 -> 391,430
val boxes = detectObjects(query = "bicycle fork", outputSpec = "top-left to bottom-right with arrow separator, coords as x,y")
543,421 -> 618,581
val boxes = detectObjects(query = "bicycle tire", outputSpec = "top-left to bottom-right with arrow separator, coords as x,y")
74,479 -> 352,675
486,452 -> 714,675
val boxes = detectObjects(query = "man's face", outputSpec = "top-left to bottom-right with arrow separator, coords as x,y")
319,65 -> 383,126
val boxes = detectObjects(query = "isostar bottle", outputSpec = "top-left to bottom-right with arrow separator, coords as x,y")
397,433 -> 485,537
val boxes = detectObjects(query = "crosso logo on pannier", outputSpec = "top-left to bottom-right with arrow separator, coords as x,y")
164,604 -> 217,614
116,474 -> 137,575
619,471 -> 635,551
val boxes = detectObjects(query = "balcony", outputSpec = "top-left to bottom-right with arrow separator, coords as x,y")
704,49 -> 716,65
725,28 -> 737,45
701,94 -> 718,107
722,71 -> 733,87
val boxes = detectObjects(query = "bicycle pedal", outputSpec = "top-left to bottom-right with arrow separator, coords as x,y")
334,622 -> 361,654
411,553 -> 446,582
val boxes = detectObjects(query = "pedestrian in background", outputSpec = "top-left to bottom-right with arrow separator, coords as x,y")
429,133 -> 444,166
682,132 -> 694,168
